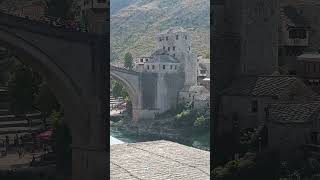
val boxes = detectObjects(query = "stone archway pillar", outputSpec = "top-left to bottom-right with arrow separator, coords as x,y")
71,146 -> 107,180
132,108 -> 139,122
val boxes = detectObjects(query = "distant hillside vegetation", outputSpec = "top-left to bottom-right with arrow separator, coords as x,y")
110,0 -> 210,62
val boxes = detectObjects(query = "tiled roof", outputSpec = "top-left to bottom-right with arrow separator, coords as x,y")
195,93 -> 210,101
150,55 -> 178,63
269,101 -> 320,124
221,76 -> 315,98
181,85 -> 209,93
297,53 -> 320,60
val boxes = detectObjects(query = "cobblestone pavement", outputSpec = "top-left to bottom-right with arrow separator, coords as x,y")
110,140 -> 210,180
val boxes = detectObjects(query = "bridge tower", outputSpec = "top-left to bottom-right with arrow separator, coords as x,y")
156,27 -> 198,86
78,0 -> 108,34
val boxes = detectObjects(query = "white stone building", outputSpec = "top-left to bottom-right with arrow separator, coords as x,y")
133,27 -> 209,108
134,50 -> 180,73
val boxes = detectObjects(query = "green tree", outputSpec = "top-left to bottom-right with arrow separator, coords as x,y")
124,52 -> 133,70
112,81 -> 123,98
8,65 -> 35,115
35,83 -> 60,125
194,115 -> 206,127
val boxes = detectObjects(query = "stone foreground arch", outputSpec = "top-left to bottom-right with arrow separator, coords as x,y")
0,13 -> 107,180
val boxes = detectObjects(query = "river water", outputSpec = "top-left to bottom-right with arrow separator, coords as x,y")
110,128 -> 210,151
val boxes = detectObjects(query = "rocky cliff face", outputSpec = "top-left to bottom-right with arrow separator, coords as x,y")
110,0 -> 210,61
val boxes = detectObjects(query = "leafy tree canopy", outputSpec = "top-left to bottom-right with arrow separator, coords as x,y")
124,52 -> 133,70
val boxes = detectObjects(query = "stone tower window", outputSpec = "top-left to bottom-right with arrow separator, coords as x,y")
166,36 -> 168,41
147,65 -> 149,70
176,35 -> 179,40
152,65 -> 155,69
185,35 -> 187,40
251,100 -> 258,113
163,65 -> 166,69
170,65 -> 173,69
163,46 -> 165,50
175,65 -> 177,69
173,46 -> 175,51
168,47 -> 170,51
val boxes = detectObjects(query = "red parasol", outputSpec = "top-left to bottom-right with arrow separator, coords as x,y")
36,128 -> 53,140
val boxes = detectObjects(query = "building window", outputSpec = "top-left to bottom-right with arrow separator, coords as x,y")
189,46 -> 191,51
251,100 -> 258,113
168,47 -> 170,51
152,65 -> 155,69
200,70 -> 206,74
314,63 -> 317,72
163,46 -> 165,50
163,65 -> 166,69
146,59 -> 148,62
173,54 -> 175,57
175,65 -> 177,69
97,0 -> 106,2
173,46 -> 175,51
147,65 -> 149,70
140,59 -> 143,62
176,35 -> 179,40
311,132 -> 318,144
185,35 -> 187,40
289,29 -> 307,39
159,37 -> 162,42
166,36 -> 168,41
170,65 -> 173,69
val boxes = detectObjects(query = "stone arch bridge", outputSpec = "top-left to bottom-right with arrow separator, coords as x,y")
110,65 -> 185,121
0,12 -> 107,180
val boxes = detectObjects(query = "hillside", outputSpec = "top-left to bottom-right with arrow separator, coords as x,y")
110,0 -> 210,62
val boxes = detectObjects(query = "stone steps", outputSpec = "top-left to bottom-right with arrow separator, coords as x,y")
0,119 -> 42,128
0,125 -> 43,135
0,113 -> 42,122
0,109 -> 9,115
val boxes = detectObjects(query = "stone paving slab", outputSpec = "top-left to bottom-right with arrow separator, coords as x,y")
110,140 -> 210,180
